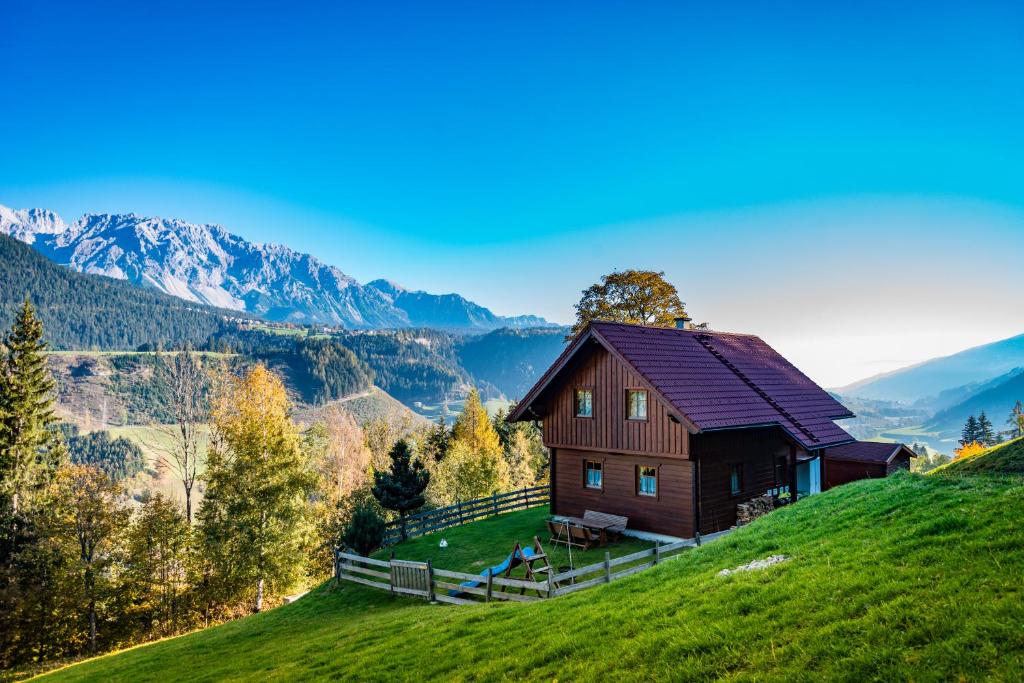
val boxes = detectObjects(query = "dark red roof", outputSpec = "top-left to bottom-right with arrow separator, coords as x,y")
826,440 -> 913,464
509,321 -> 855,450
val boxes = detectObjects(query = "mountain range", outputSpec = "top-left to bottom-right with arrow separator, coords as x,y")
0,204 -> 553,331
835,333 -> 1024,450
835,333 -> 1024,404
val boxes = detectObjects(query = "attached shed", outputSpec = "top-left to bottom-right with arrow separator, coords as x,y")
823,441 -> 915,490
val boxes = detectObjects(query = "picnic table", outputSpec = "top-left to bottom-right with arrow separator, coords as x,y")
559,516 -> 618,547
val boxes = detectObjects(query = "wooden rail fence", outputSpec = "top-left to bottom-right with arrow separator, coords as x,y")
382,486 -> 549,546
335,539 -> 692,604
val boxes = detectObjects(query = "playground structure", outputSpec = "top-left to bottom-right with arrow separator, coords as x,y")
452,537 -> 556,598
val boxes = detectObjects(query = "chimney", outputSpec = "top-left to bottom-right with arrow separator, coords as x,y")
674,315 -> 692,330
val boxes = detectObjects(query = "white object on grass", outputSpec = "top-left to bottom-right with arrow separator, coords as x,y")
717,555 -> 788,577
439,538 -> 448,548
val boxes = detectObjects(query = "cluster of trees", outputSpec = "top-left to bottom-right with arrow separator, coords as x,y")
260,337 -> 374,405
0,301 -> 550,669
344,390 -> 548,551
61,424 -> 146,482
955,404 -> 1024,460
0,302 -> 374,669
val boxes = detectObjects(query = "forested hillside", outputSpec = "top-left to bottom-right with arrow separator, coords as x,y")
0,234 -> 233,350
456,327 -> 567,400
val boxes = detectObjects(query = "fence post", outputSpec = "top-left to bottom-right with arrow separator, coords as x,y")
523,486 -> 529,508
486,570 -> 494,602
426,560 -> 435,603
654,541 -> 661,565
604,551 -> 612,583
492,492 -> 498,516
389,557 -> 396,597
457,499 -> 463,525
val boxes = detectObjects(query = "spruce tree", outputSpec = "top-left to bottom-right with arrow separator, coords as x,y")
0,299 -> 66,513
371,439 -> 429,541
977,411 -> 996,446
959,415 -> 980,447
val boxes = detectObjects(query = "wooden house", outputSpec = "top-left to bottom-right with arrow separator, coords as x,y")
508,320 -> 911,538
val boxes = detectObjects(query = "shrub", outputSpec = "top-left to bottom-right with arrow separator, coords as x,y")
341,503 -> 386,557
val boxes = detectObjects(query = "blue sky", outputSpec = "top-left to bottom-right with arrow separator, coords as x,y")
3,1 -> 1024,385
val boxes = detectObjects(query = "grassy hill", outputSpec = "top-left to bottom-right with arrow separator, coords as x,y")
37,466 -> 1024,681
932,437 -> 1024,476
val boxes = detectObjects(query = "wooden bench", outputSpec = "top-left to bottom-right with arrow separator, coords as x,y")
583,510 -> 628,535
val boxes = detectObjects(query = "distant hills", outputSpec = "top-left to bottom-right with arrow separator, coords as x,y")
836,333 -> 1024,404
0,203 -> 555,331
924,370 -> 1024,438
835,332 -> 1024,451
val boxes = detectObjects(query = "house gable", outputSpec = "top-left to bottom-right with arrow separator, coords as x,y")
541,342 -> 690,458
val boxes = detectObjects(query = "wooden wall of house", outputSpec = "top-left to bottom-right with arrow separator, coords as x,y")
823,459 -> 886,489
552,448 -> 694,537
542,345 -> 690,457
692,427 -> 791,534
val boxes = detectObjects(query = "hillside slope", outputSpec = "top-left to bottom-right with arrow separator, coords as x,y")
934,437 -> 1024,476
924,370 -> 1024,439
0,233 -> 233,350
838,332 -> 1024,403
41,472 -> 1024,681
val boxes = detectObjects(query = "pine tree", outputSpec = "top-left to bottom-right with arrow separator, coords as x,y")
424,416 -> 450,462
1009,401 -> 1024,440
959,415 -> 980,447
977,411 -> 996,446
0,299 -> 66,513
371,439 -> 429,541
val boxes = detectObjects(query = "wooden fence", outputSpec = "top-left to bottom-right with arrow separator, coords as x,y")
335,539 -> 692,604
382,486 -> 549,546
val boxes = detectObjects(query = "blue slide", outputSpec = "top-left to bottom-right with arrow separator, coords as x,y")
449,546 -> 536,596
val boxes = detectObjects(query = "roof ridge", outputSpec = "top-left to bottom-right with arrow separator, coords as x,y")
694,333 -> 820,444
591,321 -> 761,338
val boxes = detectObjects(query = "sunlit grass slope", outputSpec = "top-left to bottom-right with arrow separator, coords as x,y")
932,436 -> 1024,477
41,472 -> 1024,681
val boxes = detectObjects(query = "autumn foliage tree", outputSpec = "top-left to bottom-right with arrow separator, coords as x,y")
198,364 -> 315,613
571,270 -> 689,337
430,390 -> 510,505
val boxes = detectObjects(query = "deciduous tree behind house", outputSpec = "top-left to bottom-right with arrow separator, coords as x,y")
570,269 -> 689,337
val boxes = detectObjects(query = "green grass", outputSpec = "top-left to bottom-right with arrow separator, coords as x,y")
377,505 -> 654,574
931,437 -> 1024,477
39,472 -> 1024,681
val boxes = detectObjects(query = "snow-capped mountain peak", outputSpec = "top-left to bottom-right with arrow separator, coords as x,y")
0,203 -> 554,331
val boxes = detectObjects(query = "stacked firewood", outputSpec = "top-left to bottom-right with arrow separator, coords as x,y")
735,495 -> 776,526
